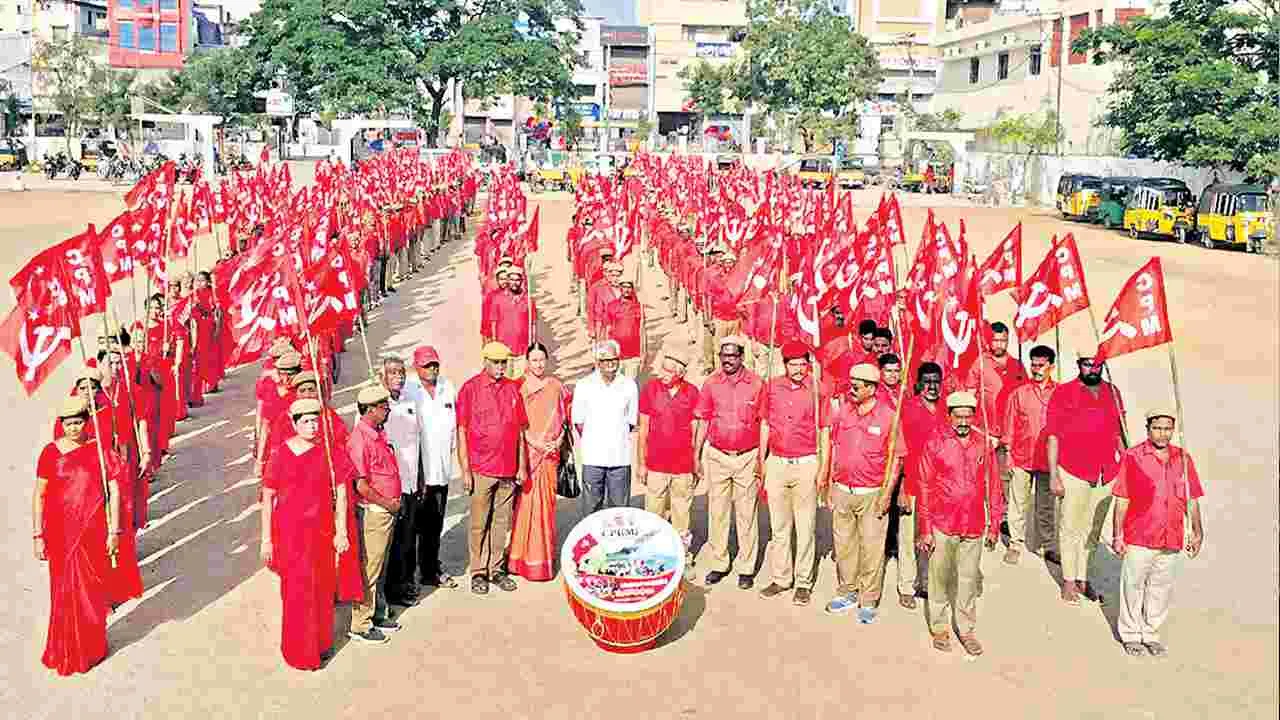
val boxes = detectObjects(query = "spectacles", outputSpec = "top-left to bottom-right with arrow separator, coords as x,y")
598,358 -> 620,365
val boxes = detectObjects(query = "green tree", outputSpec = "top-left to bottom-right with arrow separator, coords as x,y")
736,0 -> 881,152
92,70 -> 136,142
559,105 -> 583,150
1073,0 -> 1279,179
678,59 -> 738,130
1,83 -> 21,137
31,36 -> 105,153
146,48 -> 259,123
986,111 -> 1062,199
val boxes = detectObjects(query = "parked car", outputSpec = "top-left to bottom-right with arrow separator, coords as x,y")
1122,178 -> 1195,242
1194,183 -> 1273,252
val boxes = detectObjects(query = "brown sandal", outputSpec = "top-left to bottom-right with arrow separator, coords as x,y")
899,593 -> 917,610
958,634 -> 984,656
931,632 -> 952,652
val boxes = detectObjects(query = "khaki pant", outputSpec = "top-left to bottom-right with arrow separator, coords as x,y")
351,506 -> 396,633
703,318 -> 739,370
469,474 -> 517,577
1117,545 -> 1182,644
896,496 -> 919,597
1057,469 -> 1114,582
643,471 -> 694,548
754,343 -> 784,379
831,488 -> 889,604
1009,467 -> 1058,553
620,357 -> 642,378
927,530 -> 983,636
763,455 -> 819,589
704,446 -> 761,576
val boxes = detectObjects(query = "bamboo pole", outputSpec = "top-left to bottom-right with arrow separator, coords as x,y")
76,335 -> 117,568
879,335 -> 915,499
306,335 -> 340,506
354,314 -> 376,381
1167,343 -> 1193,540
1086,306 -> 1130,447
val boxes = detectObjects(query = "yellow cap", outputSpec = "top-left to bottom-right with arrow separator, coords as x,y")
356,384 -> 391,405
289,398 -> 323,416
57,395 -> 90,419
290,370 -> 319,388
849,363 -> 881,384
946,391 -> 978,410
1144,408 -> 1176,423
481,342 -> 513,361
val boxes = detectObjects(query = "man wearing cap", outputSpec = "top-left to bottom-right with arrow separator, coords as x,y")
820,363 -> 906,622
587,262 -> 624,342
894,362 -> 947,609
755,341 -> 829,606
1111,410 -> 1205,657
637,345 -> 700,562
255,352 -> 302,480
573,339 -> 639,513
694,335 -> 765,588
916,391 -> 1003,655
346,384 -> 402,644
481,267 -> 536,378
999,344 -> 1060,567
380,356 -> 426,606
603,279 -> 644,377
456,342 -> 528,595
1045,347 -> 1126,605
406,345 -> 457,588
702,249 -> 741,373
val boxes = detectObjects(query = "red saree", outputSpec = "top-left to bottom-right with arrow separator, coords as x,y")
508,376 -> 566,581
191,287 -> 222,400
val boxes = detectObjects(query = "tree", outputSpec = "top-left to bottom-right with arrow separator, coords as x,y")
31,36 -> 105,153
986,111 -> 1062,200
92,70 -> 136,142
678,60 -> 737,119
906,106 -> 962,132
559,105 -> 583,150
1074,0 -> 1279,179
145,48 -> 259,124
736,0 -> 882,152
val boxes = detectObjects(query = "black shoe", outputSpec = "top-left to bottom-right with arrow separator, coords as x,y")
1043,550 -> 1062,566
387,592 -> 418,607
347,628 -> 389,644
491,572 -> 517,592
793,588 -> 812,606
737,575 -> 754,590
373,618 -> 402,633
705,570 -> 729,585
759,582 -> 790,599
471,574 -> 489,595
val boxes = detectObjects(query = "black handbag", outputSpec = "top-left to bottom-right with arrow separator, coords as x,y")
555,425 -> 581,499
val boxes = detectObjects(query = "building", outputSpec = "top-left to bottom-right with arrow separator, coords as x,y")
930,0 -> 1151,155
599,23 -> 653,150
107,0 -> 193,70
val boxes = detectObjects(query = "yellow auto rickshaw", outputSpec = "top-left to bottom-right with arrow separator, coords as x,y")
1057,173 -> 1103,219
790,155 -> 834,189
1122,179 -> 1195,242
836,157 -> 866,189
1194,183 -> 1274,253
529,151 -> 573,192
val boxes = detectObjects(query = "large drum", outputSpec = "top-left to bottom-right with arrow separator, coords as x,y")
561,508 -> 688,654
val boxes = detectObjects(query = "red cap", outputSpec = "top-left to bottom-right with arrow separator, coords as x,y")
781,341 -> 810,362
413,345 -> 441,367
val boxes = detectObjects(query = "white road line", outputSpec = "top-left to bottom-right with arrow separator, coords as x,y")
170,419 -> 230,445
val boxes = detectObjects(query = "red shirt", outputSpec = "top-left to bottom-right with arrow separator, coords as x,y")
603,297 -> 642,360
1112,441 -> 1204,551
639,380 -> 700,473
829,398 -> 906,489
917,430 -> 1003,540
874,383 -> 901,411
900,395 -> 945,498
758,374 -> 830,458
707,268 -> 738,320
483,290 -> 535,355
456,371 -> 529,477
1000,379 -> 1056,471
587,281 -> 619,334
956,352 -> 1028,435
258,382 -> 294,427
1044,378 -> 1126,483
695,368 -> 764,453
346,417 -> 401,504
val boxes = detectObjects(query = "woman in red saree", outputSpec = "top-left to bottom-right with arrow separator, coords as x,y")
261,398 -> 359,670
165,279 -> 192,420
508,342 -> 566,581
35,396 -> 126,676
134,294 -> 179,462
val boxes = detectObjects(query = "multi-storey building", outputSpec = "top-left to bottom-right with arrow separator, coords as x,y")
107,0 -> 192,70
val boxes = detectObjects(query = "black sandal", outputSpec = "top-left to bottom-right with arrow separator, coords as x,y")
1122,642 -> 1147,657
470,575 -> 489,595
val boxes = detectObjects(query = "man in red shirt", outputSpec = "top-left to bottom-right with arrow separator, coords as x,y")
456,342 -> 528,595
999,344 -> 1059,566
695,335 -> 765,589
870,327 -> 893,360
604,279 -> 643,377
917,391 -> 1002,656
346,384 -> 401,644
637,345 -> 700,564
481,268 -> 535,378
1045,347 -> 1126,605
955,321 -> 1028,438
874,352 -> 902,409
856,319 -> 877,355
703,249 -> 741,372
820,363 -> 905,623
1112,410 -> 1205,657
895,362 -> 946,610
587,262 -> 623,342
755,341 -> 829,606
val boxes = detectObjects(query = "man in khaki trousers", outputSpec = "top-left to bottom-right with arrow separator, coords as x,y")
346,385 -> 402,644
637,346 -> 700,564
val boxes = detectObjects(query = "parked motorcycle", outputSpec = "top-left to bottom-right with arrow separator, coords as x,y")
176,153 -> 201,183
43,152 -> 83,180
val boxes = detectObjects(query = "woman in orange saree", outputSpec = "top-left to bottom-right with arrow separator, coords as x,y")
508,342 -> 566,581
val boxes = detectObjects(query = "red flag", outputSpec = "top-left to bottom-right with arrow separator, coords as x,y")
1013,233 -> 1090,341
0,239 -> 90,394
939,261 -> 983,376
879,193 -> 906,246
55,226 -> 112,318
977,223 -> 1022,297
302,246 -> 361,335
1095,257 -> 1173,361
224,255 -> 307,366
524,205 -> 540,254
98,212 -> 136,282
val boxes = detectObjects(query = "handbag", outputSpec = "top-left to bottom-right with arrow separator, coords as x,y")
555,424 -> 581,499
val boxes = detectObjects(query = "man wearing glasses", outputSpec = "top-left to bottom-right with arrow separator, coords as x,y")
1045,347 -> 1127,606
572,340 -> 639,513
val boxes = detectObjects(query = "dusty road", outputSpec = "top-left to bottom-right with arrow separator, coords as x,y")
1,186 -> 1276,719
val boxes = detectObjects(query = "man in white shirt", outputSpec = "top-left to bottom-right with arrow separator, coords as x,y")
380,355 -> 424,606
572,340 -> 639,513
409,345 -> 459,588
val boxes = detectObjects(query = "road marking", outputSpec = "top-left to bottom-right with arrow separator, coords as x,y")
170,419 -> 230,445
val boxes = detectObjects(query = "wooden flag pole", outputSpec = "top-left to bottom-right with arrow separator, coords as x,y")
1054,324 -> 1062,383
306,335 -> 340,505
766,294 -> 779,380
1086,306 -> 1130,447
76,335 -> 118,568
354,314 -> 376,381
1166,342 -> 1194,542
879,334 -> 916,498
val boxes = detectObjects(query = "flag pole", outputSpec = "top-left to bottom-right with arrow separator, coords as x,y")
306,335 -> 340,506
880,334 -> 915,497
76,334 -> 118,569
1086,306 -> 1130,447
1166,341 -> 1194,542
766,294 -> 778,380
354,313 -> 376,381
1053,324 -> 1062,383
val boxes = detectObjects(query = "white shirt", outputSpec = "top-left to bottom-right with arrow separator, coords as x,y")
409,376 -> 458,487
384,387 -> 422,495
571,369 -> 638,468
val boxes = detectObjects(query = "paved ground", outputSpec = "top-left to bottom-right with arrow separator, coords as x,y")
1,187 -> 1277,719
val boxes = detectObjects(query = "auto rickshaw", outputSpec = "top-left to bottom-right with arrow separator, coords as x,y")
1057,174 -> 1104,219
790,155 -> 834,189
0,137 -> 27,170
715,154 -> 741,171
1193,183 -> 1274,252
1122,178 -> 1195,242
836,157 -> 867,189
529,150 -> 573,192
1091,176 -> 1142,227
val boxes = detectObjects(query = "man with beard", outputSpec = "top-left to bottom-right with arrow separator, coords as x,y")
1000,345 -> 1060,566
894,362 -> 946,610
637,345 -> 700,565
1045,347 -> 1126,606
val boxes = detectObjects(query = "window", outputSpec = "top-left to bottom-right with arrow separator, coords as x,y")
117,21 -> 135,48
969,57 -> 980,84
997,52 -> 1009,80
51,24 -> 67,41
159,0 -> 178,9
1069,14 -> 1088,64
159,22 -> 178,51
138,24 -> 156,51
118,0 -> 132,8
1029,44 -> 1042,76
